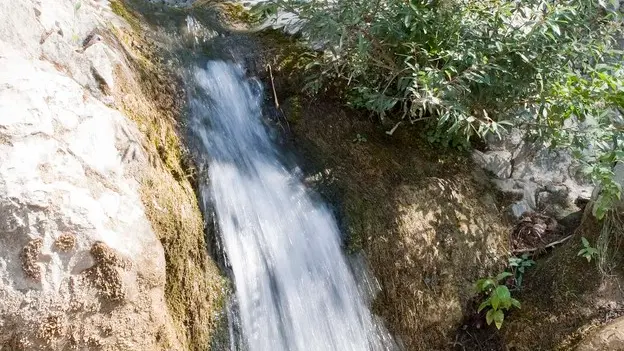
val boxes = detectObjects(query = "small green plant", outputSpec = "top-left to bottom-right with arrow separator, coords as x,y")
475,272 -> 521,329
508,254 -> 536,289
578,237 -> 599,262
72,1 -> 82,44
352,133 -> 367,143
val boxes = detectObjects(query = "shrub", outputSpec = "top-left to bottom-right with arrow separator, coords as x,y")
255,0 -> 623,215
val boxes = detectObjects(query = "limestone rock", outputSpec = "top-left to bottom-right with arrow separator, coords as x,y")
475,127 -> 593,219
0,0 -> 183,349
577,317 -> 624,351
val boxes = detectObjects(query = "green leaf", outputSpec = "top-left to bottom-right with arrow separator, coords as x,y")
493,309 -> 505,329
486,309 -> 495,325
581,237 -> 590,247
496,272 -> 513,282
476,279 -> 495,292
511,298 -> 521,309
478,300 -> 490,312
494,285 -> 511,302
593,204 -> 607,220
490,293 -> 500,310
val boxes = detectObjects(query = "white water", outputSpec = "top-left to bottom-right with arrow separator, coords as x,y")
189,61 -> 393,351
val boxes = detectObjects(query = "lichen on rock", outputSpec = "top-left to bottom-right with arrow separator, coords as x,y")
20,238 -> 44,281
83,242 -> 130,301
54,233 -> 77,252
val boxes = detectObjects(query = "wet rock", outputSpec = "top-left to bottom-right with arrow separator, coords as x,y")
148,0 -> 195,6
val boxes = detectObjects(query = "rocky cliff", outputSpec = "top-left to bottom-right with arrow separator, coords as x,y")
0,0 -> 223,350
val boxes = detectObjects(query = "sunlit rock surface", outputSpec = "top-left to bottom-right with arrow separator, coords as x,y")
0,0 -> 183,349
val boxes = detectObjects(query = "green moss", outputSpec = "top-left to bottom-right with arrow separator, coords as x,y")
109,4 -> 226,350
110,0 -> 141,32
220,2 -> 254,24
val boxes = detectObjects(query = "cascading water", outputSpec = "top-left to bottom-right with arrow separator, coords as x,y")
189,61 -> 394,351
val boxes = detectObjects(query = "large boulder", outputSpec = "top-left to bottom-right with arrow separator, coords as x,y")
0,42 -> 178,351
0,0 -> 223,349
285,96 -> 509,350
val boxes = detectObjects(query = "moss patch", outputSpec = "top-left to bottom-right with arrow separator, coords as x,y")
110,0 -> 141,32
108,2 -> 225,350
219,2 -> 254,25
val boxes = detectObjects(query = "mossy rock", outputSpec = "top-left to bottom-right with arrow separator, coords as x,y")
283,93 -> 510,350
108,1 -> 226,350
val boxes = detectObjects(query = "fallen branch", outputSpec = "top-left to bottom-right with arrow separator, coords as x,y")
266,64 -> 290,133
385,121 -> 402,135
512,234 -> 573,254
267,64 -> 280,109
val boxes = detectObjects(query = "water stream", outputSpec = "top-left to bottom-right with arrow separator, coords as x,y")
188,61 -> 395,350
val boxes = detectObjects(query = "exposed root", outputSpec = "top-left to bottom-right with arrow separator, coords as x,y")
596,210 -> 624,277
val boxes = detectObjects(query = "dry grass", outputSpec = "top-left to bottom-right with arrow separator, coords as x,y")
109,2 -> 225,349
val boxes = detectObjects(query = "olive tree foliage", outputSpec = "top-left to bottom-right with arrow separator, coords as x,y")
254,0 -> 624,217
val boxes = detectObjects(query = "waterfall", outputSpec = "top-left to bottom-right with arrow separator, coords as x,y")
189,61 -> 394,351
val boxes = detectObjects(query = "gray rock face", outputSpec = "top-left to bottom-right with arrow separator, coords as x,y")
475,128 -> 593,220
0,0 -> 180,349
472,150 -> 513,179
